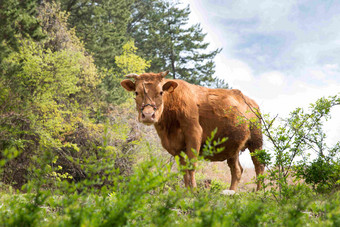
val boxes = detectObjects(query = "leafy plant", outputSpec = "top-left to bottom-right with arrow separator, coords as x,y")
101,40 -> 151,105
250,95 -> 340,198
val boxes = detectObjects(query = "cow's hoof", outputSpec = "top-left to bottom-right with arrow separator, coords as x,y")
221,190 -> 236,195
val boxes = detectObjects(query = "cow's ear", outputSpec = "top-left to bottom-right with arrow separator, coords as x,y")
121,79 -> 135,91
162,81 -> 178,93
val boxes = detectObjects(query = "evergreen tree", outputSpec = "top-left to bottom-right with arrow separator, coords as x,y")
57,0 -> 133,68
129,0 -> 222,86
0,0 -> 45,62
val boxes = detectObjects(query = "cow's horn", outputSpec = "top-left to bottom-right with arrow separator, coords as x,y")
126,73 -> 139,79
161,70 -> 170,78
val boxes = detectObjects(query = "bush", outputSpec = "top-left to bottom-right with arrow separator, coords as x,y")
251,95 -> 340,198
295,152 -> 340,192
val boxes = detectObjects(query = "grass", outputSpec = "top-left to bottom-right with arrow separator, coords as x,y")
1,186 -> 339,226
1,155 -> 340,227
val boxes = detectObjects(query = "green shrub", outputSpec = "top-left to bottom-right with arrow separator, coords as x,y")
252,95 -> 340,199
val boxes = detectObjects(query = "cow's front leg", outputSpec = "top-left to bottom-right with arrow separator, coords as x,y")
186,150 -> 198,188
179,157 -> 190,187
179,153 -> 198,188
183,123 -> 202,188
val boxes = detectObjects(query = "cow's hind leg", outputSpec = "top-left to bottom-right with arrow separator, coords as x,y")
248,123 -> 265,190
227,155 -> 243,191
249,147 -> 265,191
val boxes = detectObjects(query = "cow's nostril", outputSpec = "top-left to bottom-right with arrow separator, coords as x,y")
152,113 -> 155,119
142,113 -> 145,118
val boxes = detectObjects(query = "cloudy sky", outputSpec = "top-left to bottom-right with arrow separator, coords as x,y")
183,0 -> 340,166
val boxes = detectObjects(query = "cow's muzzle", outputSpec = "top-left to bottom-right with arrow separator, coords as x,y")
140,105 -> 156,124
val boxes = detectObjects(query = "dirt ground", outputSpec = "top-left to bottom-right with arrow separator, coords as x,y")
196,161 -> 258,192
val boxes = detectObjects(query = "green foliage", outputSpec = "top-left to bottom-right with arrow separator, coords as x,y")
252,149 -> 272,166
3,175 -> 340,226
101,40 -> 150,105
202,128 -> 227,157
2,35 -> 82,149
115,40 -> 151,75
0,147 -> 22,179
252,94 -> 340,198
292,96 -> 340,192
295,143 -> 340,192
58,0 -> 133,68
129,0 -> 222,86
0,0 -> 45,62
0,2 -> 102,189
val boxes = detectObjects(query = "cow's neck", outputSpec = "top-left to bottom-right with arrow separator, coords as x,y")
154,92 -> 180,133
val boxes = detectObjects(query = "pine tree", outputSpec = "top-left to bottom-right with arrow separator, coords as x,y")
58,0 -> 133,68
128,0 -> 222,86
0,0 -> 45,62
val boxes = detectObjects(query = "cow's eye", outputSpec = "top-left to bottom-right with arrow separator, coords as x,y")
135,92 -> 138,96
160,91 -> 163,96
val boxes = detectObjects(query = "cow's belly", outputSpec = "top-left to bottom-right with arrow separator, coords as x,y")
198,116 -> 250,161
155,126 -> 185,156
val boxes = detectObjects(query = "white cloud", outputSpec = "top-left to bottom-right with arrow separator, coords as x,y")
260,81 -> 340,116
309,70 -> 326,80
186,0 -> 340,74
260,71 -> 285,87
215,56 -> 254,84
325,64 -> 339,70
303,63 -> 340,83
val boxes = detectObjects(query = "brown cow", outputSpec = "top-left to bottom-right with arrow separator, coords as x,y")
121,71 -> 265,191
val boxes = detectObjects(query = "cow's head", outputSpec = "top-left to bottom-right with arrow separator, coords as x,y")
120,71 -> 178,125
